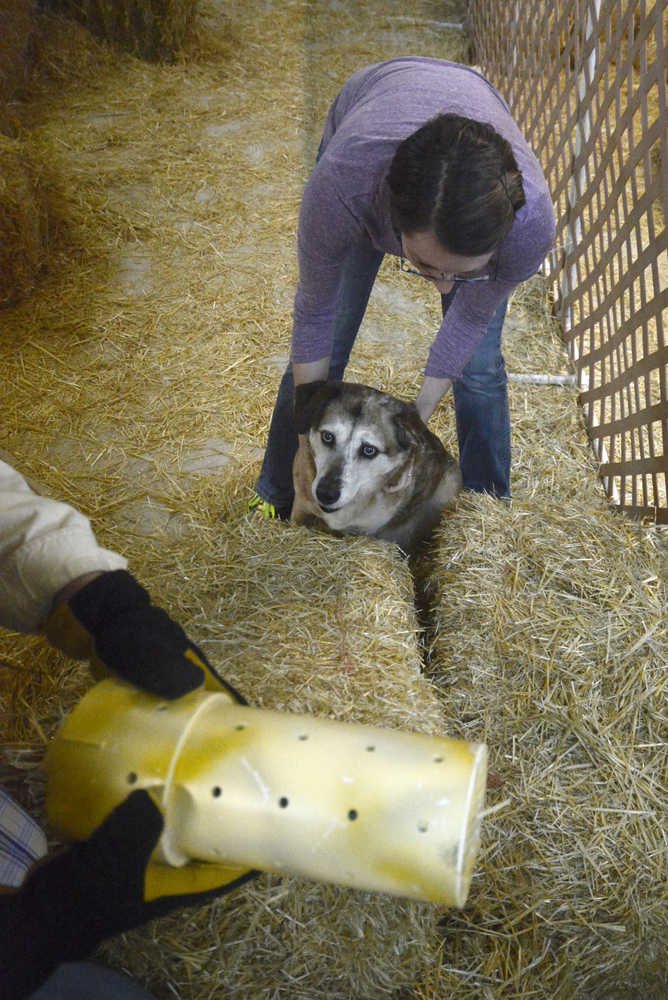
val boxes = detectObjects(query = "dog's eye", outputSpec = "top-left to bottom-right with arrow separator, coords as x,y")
360,443 -> 378,459
321,430 -> 335,446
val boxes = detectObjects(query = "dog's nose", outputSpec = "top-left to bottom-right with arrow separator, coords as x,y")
316,480 -> 341,509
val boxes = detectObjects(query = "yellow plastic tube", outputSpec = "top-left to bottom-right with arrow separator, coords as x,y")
45,679 -> 487,907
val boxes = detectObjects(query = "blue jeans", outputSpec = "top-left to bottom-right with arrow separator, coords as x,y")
255,238 -> 510,510
446,289 -> 510,499
29,961 -> 154,999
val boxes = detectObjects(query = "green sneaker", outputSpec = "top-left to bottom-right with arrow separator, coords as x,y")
248,494 -> 279,520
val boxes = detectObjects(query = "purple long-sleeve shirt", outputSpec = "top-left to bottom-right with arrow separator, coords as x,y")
291,58 -> 555,380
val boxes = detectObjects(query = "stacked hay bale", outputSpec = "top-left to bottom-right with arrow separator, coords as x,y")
39,0 -> 199,61
418,386 -> 667,1000
0,1 -> 46,307
0,1 -> 42,306
88,515 -> 459,1000
0,135 -> 48,307
0,0 -> 35,131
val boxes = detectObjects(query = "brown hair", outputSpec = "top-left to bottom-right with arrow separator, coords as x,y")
388,113 -> 526,255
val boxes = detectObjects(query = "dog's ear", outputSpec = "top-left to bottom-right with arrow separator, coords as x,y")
391,402 -> 427,452
393,403 -> 447,460
294,380 -> 341,434
383,450 -> 417,494
384,404 -> 431,494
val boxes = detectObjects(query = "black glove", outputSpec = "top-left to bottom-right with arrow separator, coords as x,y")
69,570 -> 207,697
1,790 -> 256,999
46,570 -> 224,700
46,570 -> 245,702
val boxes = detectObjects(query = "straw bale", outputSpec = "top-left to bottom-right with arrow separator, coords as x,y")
0,134 -> 47,307
84,516 -> 450,1000
414,390 -> 668,999
0,0 -> 33,102
0,0 -> 36,134
40,0 -> 199,61
0,469 -> 461,998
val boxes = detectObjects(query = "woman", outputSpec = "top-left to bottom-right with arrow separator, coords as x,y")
250,57 -> 555,519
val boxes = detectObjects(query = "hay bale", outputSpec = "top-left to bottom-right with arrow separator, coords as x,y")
82,517 -> 456,1000
39,0 -> 199,61
416,390 -> 668,999
0,488 -> 463,999
0,0 -> 35,134
0,134 -> 47,307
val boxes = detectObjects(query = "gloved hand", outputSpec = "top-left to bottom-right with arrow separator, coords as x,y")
45,569 -> 225,699
2,789 -> 256,999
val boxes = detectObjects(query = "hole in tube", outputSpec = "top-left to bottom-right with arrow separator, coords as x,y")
212,786 -> 222,798
347,809 -> 358,821
279,796 -> 289,808
433,756 -> 444,763
365,745 -> 375,752
298,734 -> 309,741
127,772 -> 138,784
417,821 -> 429,833
235,723 -> 246,731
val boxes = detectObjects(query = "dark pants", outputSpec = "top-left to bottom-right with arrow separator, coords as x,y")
29,961 -> 155,1000
255,237 -> 511,511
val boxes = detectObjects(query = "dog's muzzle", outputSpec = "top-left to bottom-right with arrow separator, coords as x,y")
315,476 -> 341,511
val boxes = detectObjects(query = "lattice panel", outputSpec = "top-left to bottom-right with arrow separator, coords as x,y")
468,0 -> 667,522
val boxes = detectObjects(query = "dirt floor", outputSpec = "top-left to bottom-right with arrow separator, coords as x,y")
1,1 -> 666,999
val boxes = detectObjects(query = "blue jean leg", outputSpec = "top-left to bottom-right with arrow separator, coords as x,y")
29,961 -> 155,1000
255,238 -> 385,509
445,292 -> 511,498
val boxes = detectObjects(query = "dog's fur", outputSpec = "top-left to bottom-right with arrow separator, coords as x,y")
291,381 -> 462,553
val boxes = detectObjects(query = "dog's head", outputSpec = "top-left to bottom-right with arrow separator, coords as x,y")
294,381 -> 443,526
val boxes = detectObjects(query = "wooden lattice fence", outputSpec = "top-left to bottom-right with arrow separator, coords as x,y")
468,0 -> 667,522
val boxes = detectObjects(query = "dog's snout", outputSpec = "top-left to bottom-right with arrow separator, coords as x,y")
316,477 -> 341,509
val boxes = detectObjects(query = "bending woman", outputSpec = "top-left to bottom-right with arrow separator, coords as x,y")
251,57 -> 555,518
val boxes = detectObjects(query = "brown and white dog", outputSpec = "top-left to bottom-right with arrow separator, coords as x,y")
291,381 -> 462,554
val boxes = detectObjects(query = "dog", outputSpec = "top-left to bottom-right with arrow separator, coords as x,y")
291,381 -> 462,554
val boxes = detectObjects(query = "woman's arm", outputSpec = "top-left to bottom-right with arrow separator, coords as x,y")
415,375 -> 453,423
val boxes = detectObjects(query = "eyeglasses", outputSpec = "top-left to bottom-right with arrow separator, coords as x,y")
399,256 -> 492,285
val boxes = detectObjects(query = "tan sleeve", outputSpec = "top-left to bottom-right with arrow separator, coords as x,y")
0,459 -> 126,633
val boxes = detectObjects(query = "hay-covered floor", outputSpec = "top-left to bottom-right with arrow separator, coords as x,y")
1,1 -> 666,998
